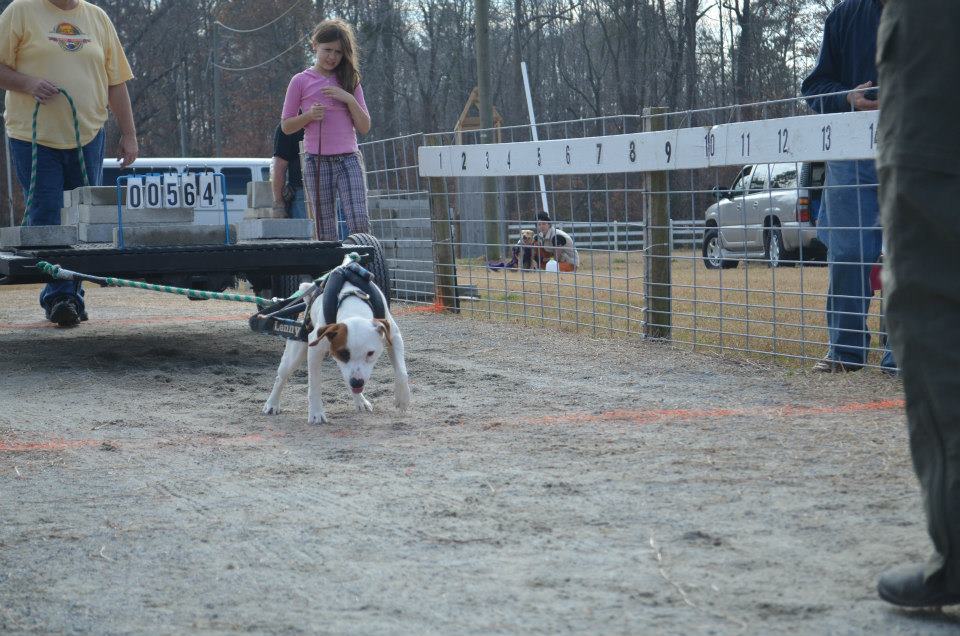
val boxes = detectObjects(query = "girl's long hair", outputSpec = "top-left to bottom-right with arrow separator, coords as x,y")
311,19 -> 361,94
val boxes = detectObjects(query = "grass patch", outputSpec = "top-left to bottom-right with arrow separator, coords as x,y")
453,249 -> 888,368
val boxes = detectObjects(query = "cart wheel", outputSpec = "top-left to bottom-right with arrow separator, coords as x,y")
252,274 -> 309,310
343,233 -> 391,305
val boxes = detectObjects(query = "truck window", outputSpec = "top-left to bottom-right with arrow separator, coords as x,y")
222,168 -> 253,195
102,166 -> 176,185
769,163 -> 799,190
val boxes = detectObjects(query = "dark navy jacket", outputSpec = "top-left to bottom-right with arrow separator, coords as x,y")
801,0 -> 883,114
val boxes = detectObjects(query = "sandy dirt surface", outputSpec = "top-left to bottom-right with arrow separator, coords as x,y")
1,283 -> 957,635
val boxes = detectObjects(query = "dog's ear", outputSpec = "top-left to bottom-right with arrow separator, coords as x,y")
309,323 -> 343,347
373,319 -> 393,347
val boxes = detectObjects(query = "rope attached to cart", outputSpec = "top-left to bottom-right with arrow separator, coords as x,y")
23,89 -> 89,225
33,252 -> 361,306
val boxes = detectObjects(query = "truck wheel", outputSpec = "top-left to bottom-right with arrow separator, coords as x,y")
765,227 -> 785,268
343,233 -> 391,304
702,228 -> 737,270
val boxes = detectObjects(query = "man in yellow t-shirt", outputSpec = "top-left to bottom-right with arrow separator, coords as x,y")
0,0 -> 137,326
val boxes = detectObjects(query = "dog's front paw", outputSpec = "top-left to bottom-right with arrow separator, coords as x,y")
395,382 -> 411,413
307,410 -> 328,425
354,394 -> 373,413
262,402 -> 281,416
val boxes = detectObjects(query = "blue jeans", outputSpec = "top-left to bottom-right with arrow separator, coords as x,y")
288,186 -> 307,219
9,130 -> 105,316
820,160 -> 895,368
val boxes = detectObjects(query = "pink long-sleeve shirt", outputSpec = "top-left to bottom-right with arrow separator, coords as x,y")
281,68 -> 368,155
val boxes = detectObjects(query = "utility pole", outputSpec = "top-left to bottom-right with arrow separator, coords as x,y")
475,0 -> 501,260
212,20 -> 223,156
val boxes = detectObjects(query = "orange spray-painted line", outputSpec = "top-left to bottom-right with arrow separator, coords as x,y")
528,399 -> 905,426
0,439 -> 100,452
0,313 -> 249,331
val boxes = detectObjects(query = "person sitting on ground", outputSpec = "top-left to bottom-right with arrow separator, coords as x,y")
536,212 -> 579,272
505,229 -> 542,270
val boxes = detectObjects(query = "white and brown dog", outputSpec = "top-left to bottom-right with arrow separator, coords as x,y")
262,257 -> 410,424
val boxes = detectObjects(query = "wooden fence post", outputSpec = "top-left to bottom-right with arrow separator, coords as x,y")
643,107 -> 671,339
426,136 -> 460,312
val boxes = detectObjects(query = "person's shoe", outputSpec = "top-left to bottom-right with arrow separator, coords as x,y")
48,299 -> 80,327
812,357 -> 863,373
878,564 -> 960,608
880,366 -> 900,378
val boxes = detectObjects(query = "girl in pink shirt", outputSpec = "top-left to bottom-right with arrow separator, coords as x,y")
281,19 -> 371,241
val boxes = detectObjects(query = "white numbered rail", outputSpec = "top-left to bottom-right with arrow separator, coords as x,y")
418,111 -> 879,177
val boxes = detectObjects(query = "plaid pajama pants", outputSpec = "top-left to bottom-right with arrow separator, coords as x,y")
303,152 -> 370,241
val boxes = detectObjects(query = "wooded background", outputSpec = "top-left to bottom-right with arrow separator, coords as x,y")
1,0 -> 841,218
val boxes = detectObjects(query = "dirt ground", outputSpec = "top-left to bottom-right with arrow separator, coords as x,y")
1,283 -> 957,635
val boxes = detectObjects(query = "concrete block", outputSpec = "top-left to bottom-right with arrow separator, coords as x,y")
1,225 -> 78,248
238,219 -> 315,240
246,181 -> 275,208
71,204 -> 194,225
75,186 -> 125,206
61,207 -> 77,225
113,224 -> 238,247
63,188 -> 79,208
244,207 -> 287,220
78,223 -> 118,243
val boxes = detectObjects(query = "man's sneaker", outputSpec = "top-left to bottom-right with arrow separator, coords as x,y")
48,299 -> 80,327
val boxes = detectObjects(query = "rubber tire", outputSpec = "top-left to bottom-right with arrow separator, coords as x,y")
765,227 -> 786,268
702,228 -> 738,270
270,274 -> 308,300
343,232 -> 392,305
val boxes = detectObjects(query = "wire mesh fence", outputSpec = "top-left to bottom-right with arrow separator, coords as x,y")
361,94 -> 892,372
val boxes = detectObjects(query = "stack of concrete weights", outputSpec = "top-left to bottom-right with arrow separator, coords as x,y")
61,186 -> 236,247
238,181 -> 314,240
0,186 -> 236,248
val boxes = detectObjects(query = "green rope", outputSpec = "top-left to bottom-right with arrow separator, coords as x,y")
23,89 -> 88,225
34,252 -> 362,306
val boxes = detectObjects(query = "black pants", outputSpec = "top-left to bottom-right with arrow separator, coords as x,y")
878,0 -> 960,590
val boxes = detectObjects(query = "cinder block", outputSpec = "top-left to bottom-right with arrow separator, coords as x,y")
113,224 -> 238,247
61,207 -> 77,225
78,223 -> 119,243
75,186 -> 126,206
71,204 -> 194,225
238,219 -> 314,240
1,225 -> 78,248
246,181 -> 275,209
63,188 -> 79,208
244,207 -> 287,220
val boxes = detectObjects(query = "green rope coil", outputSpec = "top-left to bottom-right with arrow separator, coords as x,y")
23,89 -> 89,225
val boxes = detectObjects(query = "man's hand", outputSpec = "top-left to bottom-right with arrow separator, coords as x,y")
847,81 -> 879,111
117,134 -> 138,168
26,77 -> 59,104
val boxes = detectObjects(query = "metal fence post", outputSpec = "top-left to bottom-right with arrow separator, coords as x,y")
643,107 -> 671,339
426,136 -> 460,312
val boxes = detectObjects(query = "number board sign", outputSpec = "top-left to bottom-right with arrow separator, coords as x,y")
418,111 -> 880,177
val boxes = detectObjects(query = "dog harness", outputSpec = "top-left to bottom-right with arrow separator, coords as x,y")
248,262 -> 385,342
320,262 -> 386,326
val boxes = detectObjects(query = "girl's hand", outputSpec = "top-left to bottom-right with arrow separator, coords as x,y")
321,86 -> 353,104
306,102 -> 325,121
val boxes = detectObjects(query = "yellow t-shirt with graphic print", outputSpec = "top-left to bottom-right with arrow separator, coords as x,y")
0,0 -> 133,149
